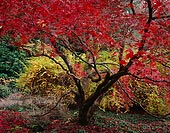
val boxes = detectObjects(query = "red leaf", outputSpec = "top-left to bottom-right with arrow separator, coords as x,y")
128,3 -> 134,8
150,24 -> 159,34
135,42 -> 143,48
119,60 -> 127,65
50,53 -> 57,58
137,50 -> 146,56
21,35 -> 28,44
112,52 -> 117,56
153,1 -> 162,9
50,36 -> 56,43
126,49 -> 134,59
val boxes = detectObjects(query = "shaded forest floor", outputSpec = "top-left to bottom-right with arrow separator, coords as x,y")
0,93 -> 170,133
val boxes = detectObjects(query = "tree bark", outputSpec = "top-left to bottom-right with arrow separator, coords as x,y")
78,70 -> 126,125
78,105 -> 90,125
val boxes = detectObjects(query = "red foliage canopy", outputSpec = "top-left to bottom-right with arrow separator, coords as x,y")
0,0 -> 170,87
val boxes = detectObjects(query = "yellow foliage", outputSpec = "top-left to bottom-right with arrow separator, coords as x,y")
131,80 -> 169,116
17,49 -> 169,115
144,91 -> 167,115
99,87 -> 132,113
16,56 -> 75,104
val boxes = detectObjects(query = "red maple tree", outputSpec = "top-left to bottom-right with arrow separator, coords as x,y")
0,0 -> 170,124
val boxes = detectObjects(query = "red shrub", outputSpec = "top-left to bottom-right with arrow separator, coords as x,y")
0,110 -> 29,133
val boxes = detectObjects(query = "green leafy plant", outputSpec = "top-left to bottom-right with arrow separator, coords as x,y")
0,85 -> 11,98
0,37 -> 27,78
0,78 -> 20,97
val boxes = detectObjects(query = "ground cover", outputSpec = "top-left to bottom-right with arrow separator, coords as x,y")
0,93 -> 170,133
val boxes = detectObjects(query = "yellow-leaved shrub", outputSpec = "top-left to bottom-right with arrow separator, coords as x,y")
100,88 -> 125,112
131,80 -> 169,116
86,80 -> 133,113
144,91 -> 167,116
16,56 -> 75,104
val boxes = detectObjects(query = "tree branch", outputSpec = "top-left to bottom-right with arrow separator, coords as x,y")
60,54 -> 85,99
58,38 -> 93,67
128,73 -> 170,83
125,0 -> 153,70
32,90 -> 77,117
58,38 -> 102,82
130,0 -> 136,15
152,15 -> 170,20
69,30 -> 102,82
41,54 -> 80,80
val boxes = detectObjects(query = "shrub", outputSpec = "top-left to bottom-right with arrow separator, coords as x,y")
99,77 -> 169,115
144,91 -> 167,115
16,56 -> 75,105
0,84 -> 11,98
0,37 -> 27,78
130,80 -> 169,116
0,110 -> 29,133
99,85 -> 133,113
86,78 -> 133,113
18,49 -> 169,115
0,78 -> 20,98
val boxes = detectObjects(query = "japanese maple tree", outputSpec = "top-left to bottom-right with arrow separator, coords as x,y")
0,0 -> 170,124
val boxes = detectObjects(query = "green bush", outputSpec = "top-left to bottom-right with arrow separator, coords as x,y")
0,84 -> 11,98
0,37 -> 27,78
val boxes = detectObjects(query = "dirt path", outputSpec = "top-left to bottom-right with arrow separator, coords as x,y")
0,93 -> 24,108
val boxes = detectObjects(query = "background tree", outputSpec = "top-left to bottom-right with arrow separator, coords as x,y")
0,0 -> 170,124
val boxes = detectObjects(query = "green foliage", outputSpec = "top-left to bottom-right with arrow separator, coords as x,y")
0,37 -> 27,78
0,84 -> 11,98
0,77 -> 20,95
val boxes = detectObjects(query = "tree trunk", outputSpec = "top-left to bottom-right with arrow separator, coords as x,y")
78,105 -> 90,125
78,71 -> 126,125
78,94 -> 103,125
78,82 -> 111,125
